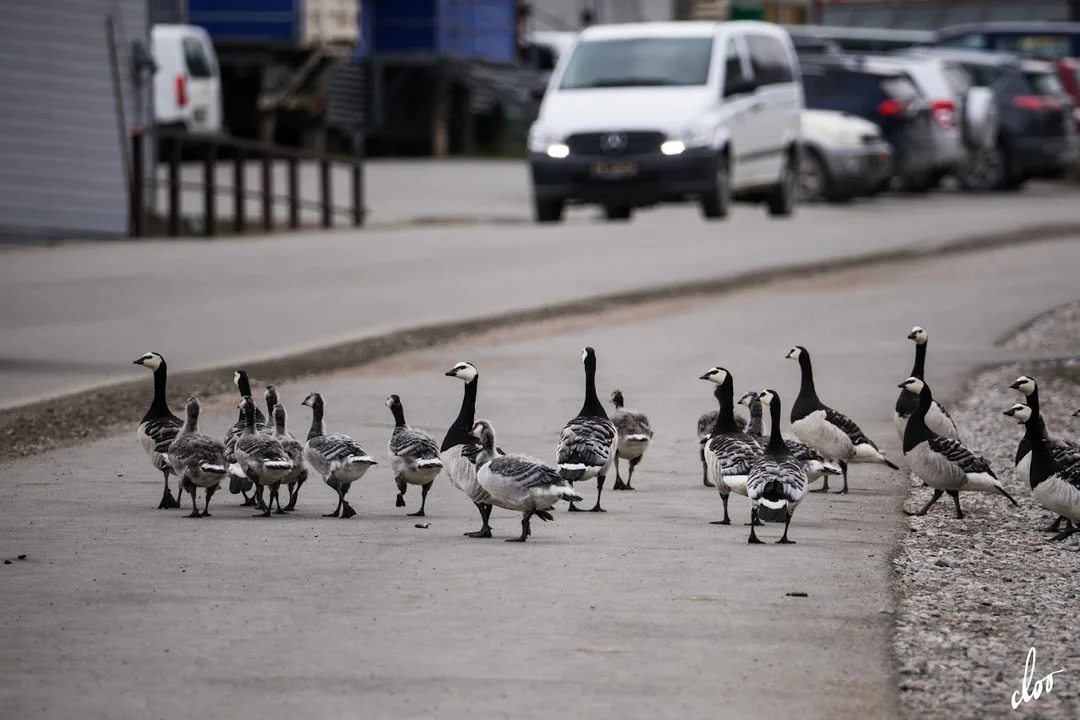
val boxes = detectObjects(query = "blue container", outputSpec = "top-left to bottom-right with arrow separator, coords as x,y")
372,0 -> 515,63
188,0 -> 302,42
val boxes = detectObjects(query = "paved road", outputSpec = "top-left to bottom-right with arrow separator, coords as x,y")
2,187 -> 1079,411
1,238 -> 1078,719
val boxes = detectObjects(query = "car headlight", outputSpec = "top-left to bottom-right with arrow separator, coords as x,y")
528,126 -> 569,157
666,122 -> 713,154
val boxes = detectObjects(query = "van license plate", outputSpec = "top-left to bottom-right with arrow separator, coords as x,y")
591,161 -> 638,179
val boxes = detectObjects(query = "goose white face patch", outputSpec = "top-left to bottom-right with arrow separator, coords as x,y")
1012,376 -> 1036,396
703,367 -> 728,385
909,326 -> 927,344
900,377 -> 924,395
233,371 -> 242,387
581,348 -> 589,363
759,390 -> 775,406
450,362 -> 477,383
138,352 -> 162,370
1006,403 -> 1032,423
786,347 -> 801,360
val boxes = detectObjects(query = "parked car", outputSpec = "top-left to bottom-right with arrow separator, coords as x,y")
1056,57 -> 1080,133
527,21 -> 803,223
785,25 -> 932,54
151,24 -> 224,137
933,21 -> 1080,60
859,54 -> 997,190
797,109 -> 892,203
799,55 -> 936,194
902,47 -> 1079,190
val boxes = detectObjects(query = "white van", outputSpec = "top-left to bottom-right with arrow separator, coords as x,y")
527,21 -> 803,223
151,24 -> 224,136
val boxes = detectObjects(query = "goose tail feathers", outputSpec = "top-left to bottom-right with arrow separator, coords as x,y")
228,463 -> 252,494
264,460 -> 293,471
557,463 -> 588,482
558,486 -> 585,504
416,458 -> 443,469
997,484 -> 1019,507
624,434 -> 651,443
200,462 -> 227,475
346,454 -> 377,466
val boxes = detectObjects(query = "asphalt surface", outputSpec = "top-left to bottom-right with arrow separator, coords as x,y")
2,181 -> 1080,411
1,237 -> 1078,719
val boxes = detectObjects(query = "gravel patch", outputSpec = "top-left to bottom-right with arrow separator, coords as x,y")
895,347 -> 1080,715
1005,300 -> 1080,353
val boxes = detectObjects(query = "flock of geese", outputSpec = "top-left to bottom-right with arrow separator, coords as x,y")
132,324 -> 1080,545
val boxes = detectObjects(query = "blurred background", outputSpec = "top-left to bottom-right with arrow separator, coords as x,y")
2,0 -> 1079,239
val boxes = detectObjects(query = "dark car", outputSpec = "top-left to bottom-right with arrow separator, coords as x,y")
933,22 -> 1080,60
900,48 -> 1079,189
800,55 -> 937,193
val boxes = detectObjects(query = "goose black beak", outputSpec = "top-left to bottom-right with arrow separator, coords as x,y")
906,332 -> 918,340
897,382 -> 908,389
444,370 -> 457,377
698,373 -> 712,380
132,359 -> 142,365
1073,409 -> 1080,418
1003,408 -> 1017,417
1008,380 -> 1022,390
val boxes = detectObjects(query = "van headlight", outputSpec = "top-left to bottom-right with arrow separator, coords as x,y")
665,122 -> 713,154
528,126 -> 569,157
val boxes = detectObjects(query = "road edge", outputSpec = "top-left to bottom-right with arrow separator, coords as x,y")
3,222 -> 1080,463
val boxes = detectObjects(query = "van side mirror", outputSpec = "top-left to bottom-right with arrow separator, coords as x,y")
724,76 -> 756,98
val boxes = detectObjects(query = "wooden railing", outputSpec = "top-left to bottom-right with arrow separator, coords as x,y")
130,128 -> 365,238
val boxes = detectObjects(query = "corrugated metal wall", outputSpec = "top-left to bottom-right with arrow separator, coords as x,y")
0,0 -> 146,238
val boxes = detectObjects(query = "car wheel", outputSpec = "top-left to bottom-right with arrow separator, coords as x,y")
957,144 -> 1008,192
765,156 -> 796,218
603,204 -> 633,222
534,198 -> 564,224
797,151 -> 828,203
700,154 -> 731,220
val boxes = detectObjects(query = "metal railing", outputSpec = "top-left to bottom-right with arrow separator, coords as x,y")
130,128 -> 365,238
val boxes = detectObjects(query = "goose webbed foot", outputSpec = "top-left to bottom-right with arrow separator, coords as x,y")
711,496 -> 732,525
159,486 -> 180,509
284,485 -> 299,512
340,502 -> 357,519
408,508 -> 425,517
703,479 -> 716,487
743,518 -> 764,527
777,537 -> 796,544
905,489 -> 944,517
589,504 -> 606,513
810,478 -> 830,493
747,509 -> 763,543
323,509 -> 341,518
241,492 -> 257,507
465,503 -> 493,537
395,494 -> 406,508
612,478 -> 627,490
567,503 -> 584,512
1043,516 -> 1070,532
1049,526 -> 1078,542
506,513 -> 533,542
710,519 -> 731,525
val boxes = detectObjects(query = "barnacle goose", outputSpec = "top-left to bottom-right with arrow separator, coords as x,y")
441,362 -> 500,538
1010,375 -> 1080,532
1005,400 -> 1080,534
133,352 -> 183,509
700,367 -> 763,526
386,394 -> 443,517
224,370 -> 266,507
301,392 -> 377,519
738,390 -> 843,485
894,326 -> 961,443
787,345 -> 898,494
696,406 -> 747,487
163,396 -> 228,518
233,396 -> 294,517
899,377 -> 1017,518
1006,402 -> 1080,544
609,389 -> 653,491
555,347 -> 617,513
471,419 -> 583,542
264,385 -> 308,512
747,390 -> 808,544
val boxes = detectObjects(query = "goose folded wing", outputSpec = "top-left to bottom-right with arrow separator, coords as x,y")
557,418 -> 616,467
239,435 -> 289,463
825,408 -> 877,449
782,437 -> 826,463
391,429 -> 440,460
1051,441 -> 1080,470
312,434 -> 367,461
146,417 -> 182,453
627,410 -> 654,436
489,455 -> 564,488
707,434 -> 761,475
928,436 -> 996,477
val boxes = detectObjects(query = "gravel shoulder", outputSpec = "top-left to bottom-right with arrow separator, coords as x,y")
894,303 -> 1080,719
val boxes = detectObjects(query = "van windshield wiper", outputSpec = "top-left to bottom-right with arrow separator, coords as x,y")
574,76 -> 680,88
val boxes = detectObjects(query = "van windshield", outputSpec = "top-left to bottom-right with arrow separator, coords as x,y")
182,37 -> 215,78
558,36 -> 714,89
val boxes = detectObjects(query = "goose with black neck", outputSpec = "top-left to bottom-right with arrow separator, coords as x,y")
555,347 -> 617,513
894,326 -> 960,443
386,394 -> 443,517
700,367 -> 762,526
133,351 -> 183,509
746,389 -> 807,544
787,345 -> 898,494
224,370 -> 266,507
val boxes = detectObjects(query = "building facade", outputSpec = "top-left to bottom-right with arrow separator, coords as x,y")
0,0 -> 147,238
817,0 -> 1078,28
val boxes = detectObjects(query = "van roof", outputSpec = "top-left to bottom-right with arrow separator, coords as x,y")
578,20 -> 786,41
